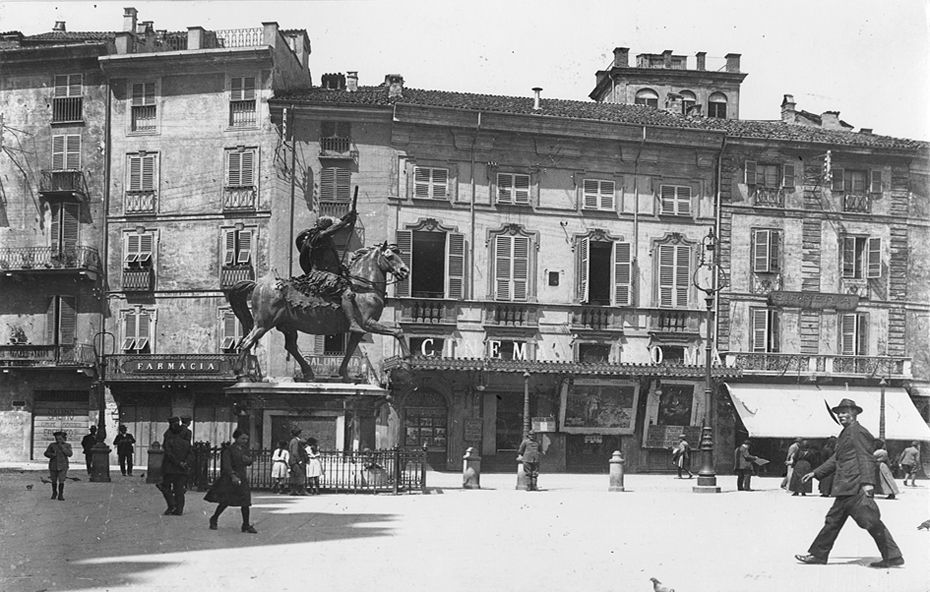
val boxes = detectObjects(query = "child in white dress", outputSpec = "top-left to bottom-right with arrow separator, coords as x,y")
306,439 -> 324,495
271,440 -> 290,494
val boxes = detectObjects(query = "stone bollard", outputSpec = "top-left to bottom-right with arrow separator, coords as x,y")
146,441 -> 164,484
90,441 -> 112,483
515,456 -> 529,490
462,447 -> 481,489
608,450 -> 626,492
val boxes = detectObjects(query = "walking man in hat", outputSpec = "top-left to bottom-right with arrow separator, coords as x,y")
159,416 -> 193,515
795,398 -> 904,568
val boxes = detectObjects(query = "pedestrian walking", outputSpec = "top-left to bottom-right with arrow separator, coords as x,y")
795,398 -> 904,568
113,425 -> 136,476
158,416 -> 193,515
205,429 -> 257,533
734,439 -> 757,491
44,431 -> 72,500
670,434 -> 692,479
80,425 -> 97,475
270,440 -> 290,494
518,431 -> 541,491
818,437 -> 837,497
306,439 -> 324,495
781,437 -> 801,490
873,440 -> 899,500
897,441 -> 920,488
288,428 -> 309,495
789,440 -> 815,496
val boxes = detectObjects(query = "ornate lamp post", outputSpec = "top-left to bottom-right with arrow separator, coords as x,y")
692,228 -> 727,494
90,330 -> 115,482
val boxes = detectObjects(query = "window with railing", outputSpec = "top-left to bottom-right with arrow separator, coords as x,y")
131,82 -> 157,132
51,135 -> 80,171
229,77 -> 257,128
841,235 -> 881,279
123,232 -> 155,291
744,160 -> 793,207
224,148 -> 257,209
53,74 -> 83,123
833,168 -> 881,212
750,308 -> 779,353
125,153 -> 157,213
321,121 -> 351,154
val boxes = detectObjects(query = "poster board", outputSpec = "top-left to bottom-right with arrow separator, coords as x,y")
559,379 -> 639,435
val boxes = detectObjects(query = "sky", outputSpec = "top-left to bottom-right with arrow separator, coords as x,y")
1,0 -> 928,140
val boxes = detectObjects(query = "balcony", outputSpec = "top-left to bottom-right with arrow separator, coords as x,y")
221,264 -> 254,289
229,100 -> 257,128
0,246 -> 101,276
484,303 -> 538,328
213,27 -> 264,48
723,352 -> 912,379
319,200 -> 351,218
106,353 -> 243,382
223,186 -> 256,211
398,299 -> 458,325
39,170 -> 87,200
52,97 -> 83,123
843,193 -> 871,213
750,186 -> 786,208
304,353 -> 378,383
319,136 -> 358,160
647,309 -> 701,335
122,268 -> 154,292
125,190 -> 156,214
571,306 -> 623,332
0,344 -> 95,368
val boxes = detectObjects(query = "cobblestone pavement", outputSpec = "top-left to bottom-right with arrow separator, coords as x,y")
0,469 -> 927,592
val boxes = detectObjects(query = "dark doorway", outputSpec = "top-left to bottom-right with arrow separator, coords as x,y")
588,242 -> 612,305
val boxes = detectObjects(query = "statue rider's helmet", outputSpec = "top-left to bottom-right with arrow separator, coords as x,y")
315,216 -> 337,230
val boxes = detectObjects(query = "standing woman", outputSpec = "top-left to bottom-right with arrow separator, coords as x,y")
789,440 -> 814,496
873,439 -> 900,500
205,429 -> 258,533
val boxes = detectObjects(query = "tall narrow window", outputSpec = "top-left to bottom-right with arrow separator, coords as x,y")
582,179 -> 615,211
131,82 -> 157,132
750,308 -> 779,353
659,185 -> 692,216
220,310 -> 243,353
657,244 -> 690,308
124,233 -> 154,269
413,166 -> 449,200
394,228 -> 466,300
842,236 -> 881,279
223,228 -> 254,266
497,173 -> 531,205
121,310 -> 152,353
46,296 -> 77,346
229,76 -> 257,128
576,237 -> 632,306
319,167 -> 351,201
839,313 -> 868,356
708,92 -> 728,118
494,234 -> 531,302
50,203 -> 80,254
751,229 -> 781,273
51,135 -> 81,170
53,74 -> 83,123
226,148 -> 256,188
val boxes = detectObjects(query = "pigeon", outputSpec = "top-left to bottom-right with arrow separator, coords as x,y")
25,484 -> 33,490
918,519 -> 930,531
650,577 -> 675,592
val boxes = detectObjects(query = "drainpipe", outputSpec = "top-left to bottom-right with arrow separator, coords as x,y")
470,111 -> 482,300
98,79 -> 113,435
713,134 -> 727,342
633,126 -> 646,274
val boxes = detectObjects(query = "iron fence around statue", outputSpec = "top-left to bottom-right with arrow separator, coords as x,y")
191,445 -> 427,494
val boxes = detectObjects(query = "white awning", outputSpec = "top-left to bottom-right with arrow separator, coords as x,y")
724,384 -> 930,441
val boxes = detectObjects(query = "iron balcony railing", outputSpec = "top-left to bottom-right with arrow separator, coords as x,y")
131,105 -> 157,132
646,309 -> 701,334
220,264 -> 254,289
571,306 -> 624,331
723,352 -> 912,379
52,96 -> 83,123
750,186 -> 786,208
305,353 -> 379,383
0,246 -> 101,274
399,299 -> 459,325
223,186 -> 256,210
212,27 -> 264,48
484,303 -> 539,327
0,344 -> 95,367
319,136 -> 358,159
843,193 -> 871,213
318,201 -> 351,218
122,267 -> 154,291
39,170 -> 86,198
190,446 -> 427,494
125,190 -> 156,214
229,100 -> 257,128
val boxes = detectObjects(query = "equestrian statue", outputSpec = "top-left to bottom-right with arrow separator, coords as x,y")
225,191 -> 410,382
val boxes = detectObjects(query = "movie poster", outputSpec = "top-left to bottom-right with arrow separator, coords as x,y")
560,380 -> 639,434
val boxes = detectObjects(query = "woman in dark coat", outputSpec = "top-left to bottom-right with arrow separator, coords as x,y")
205,429 -> 257,533
817,437 -> 837,497
789,440 -> 815,496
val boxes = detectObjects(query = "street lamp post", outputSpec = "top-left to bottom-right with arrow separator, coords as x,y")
90,331 -> 115,483
692,228 -> 727,494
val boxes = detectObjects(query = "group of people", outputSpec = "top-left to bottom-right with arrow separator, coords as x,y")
271,429 -> 325,495
42,423 -> 138,501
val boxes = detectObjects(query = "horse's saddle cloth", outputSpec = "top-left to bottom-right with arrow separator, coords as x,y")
279,270 -> 347,311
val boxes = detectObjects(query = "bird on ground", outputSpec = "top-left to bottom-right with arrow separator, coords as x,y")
918,519 -> 930,531
650,577 -> 675,592
25,484 -> 33,490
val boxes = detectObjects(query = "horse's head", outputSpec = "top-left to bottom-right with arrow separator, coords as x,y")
377,241 -> 409,280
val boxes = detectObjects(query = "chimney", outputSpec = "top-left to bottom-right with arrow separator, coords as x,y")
142,20 -> 154,34
346,71 -> 358,92
662,49 -> 673,69
123,7 -> 138,33
532,87 -> 542,111
781,94 -> 796,123
187,26 -> 204,50
820,111 -> 842,130
665,92 -> 683,114
695,52 -> 706,71
612,47 -> 629,68
385,74 -> 404,99
725,53 -> 741,73
136,22 -> 146,35
52,21 -> 66,32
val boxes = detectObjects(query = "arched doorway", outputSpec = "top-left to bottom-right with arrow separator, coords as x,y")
402,389 -> 448,470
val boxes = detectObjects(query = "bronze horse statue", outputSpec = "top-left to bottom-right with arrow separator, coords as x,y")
225,242 -> 410,381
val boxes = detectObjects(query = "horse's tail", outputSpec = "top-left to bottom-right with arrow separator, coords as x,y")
225,280 -> 256,334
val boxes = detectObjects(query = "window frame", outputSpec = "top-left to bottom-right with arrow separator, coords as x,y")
225,147 -> 258,189
223,227 -> 255,267
488,225 -> 537,302
123,231 -> 155,269
51,134 -> 81,171
708,92 -> 728,118
582,178 -> 616,211
576,235 -> 633,306
120,308 -> 155,353
127,152 -> 157,192
751,228 -> 781,274
841,235 -> 881,279
412,165 -> 450,201
228,75 -> 258,129
655,243 -> 691,309
394,223 -> 466,300
749,308 -> 779,353
634,88 -> 659,109
839,312 -> 869,356
658,184 -> 692,216
220,308 -> 244,353
319,167 -> 351,202
496,172 -> 532,205
129,81 -> 158,133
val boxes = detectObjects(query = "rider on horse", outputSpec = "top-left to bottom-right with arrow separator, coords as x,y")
295,209 -> 364,333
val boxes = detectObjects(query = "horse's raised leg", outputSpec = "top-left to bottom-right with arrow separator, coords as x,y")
357,317 -> 409,358
279,328 -> 314,381
339,332 -> 365,382
236,325 -> 270,378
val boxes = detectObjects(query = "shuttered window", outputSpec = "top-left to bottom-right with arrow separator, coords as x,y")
614,242 -> 633,306
497,173 -> 531,204
752,229 -> 780,273
319,167 -> 351,201
223,228 -> 254,266
842,236 -> 881,279
413,166 -> 449,200
226,148 -> 256,187
744,161 -> 795,188
494,234 -> 531,301
50,203 -> 80,252
750,308 -> 779,353
657,244 -> 690,308
46,296 -> 76,346
782,164 -> 796,188
52,135 -> 81,170
446,232 -> 465,300
121,310 -> 152,353
54,74 -> 83,97
869,170 -> 883,193
840,313 -> 868,355
659,185 -> 691,216
221,311 -> 243,352
583,179 -> 615,210
128,153 -> 156,191
124,233 -> 154,268
394,230 -> 412,297
393,229 -> 465,300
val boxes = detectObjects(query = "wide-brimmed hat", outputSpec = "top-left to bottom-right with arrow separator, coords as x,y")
831,398 -> 863,414
167,416 -> 181,423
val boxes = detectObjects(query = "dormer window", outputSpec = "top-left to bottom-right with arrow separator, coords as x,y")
679,90 -> 696,115
634,88 -> 659,109
708,92 -> 728,118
